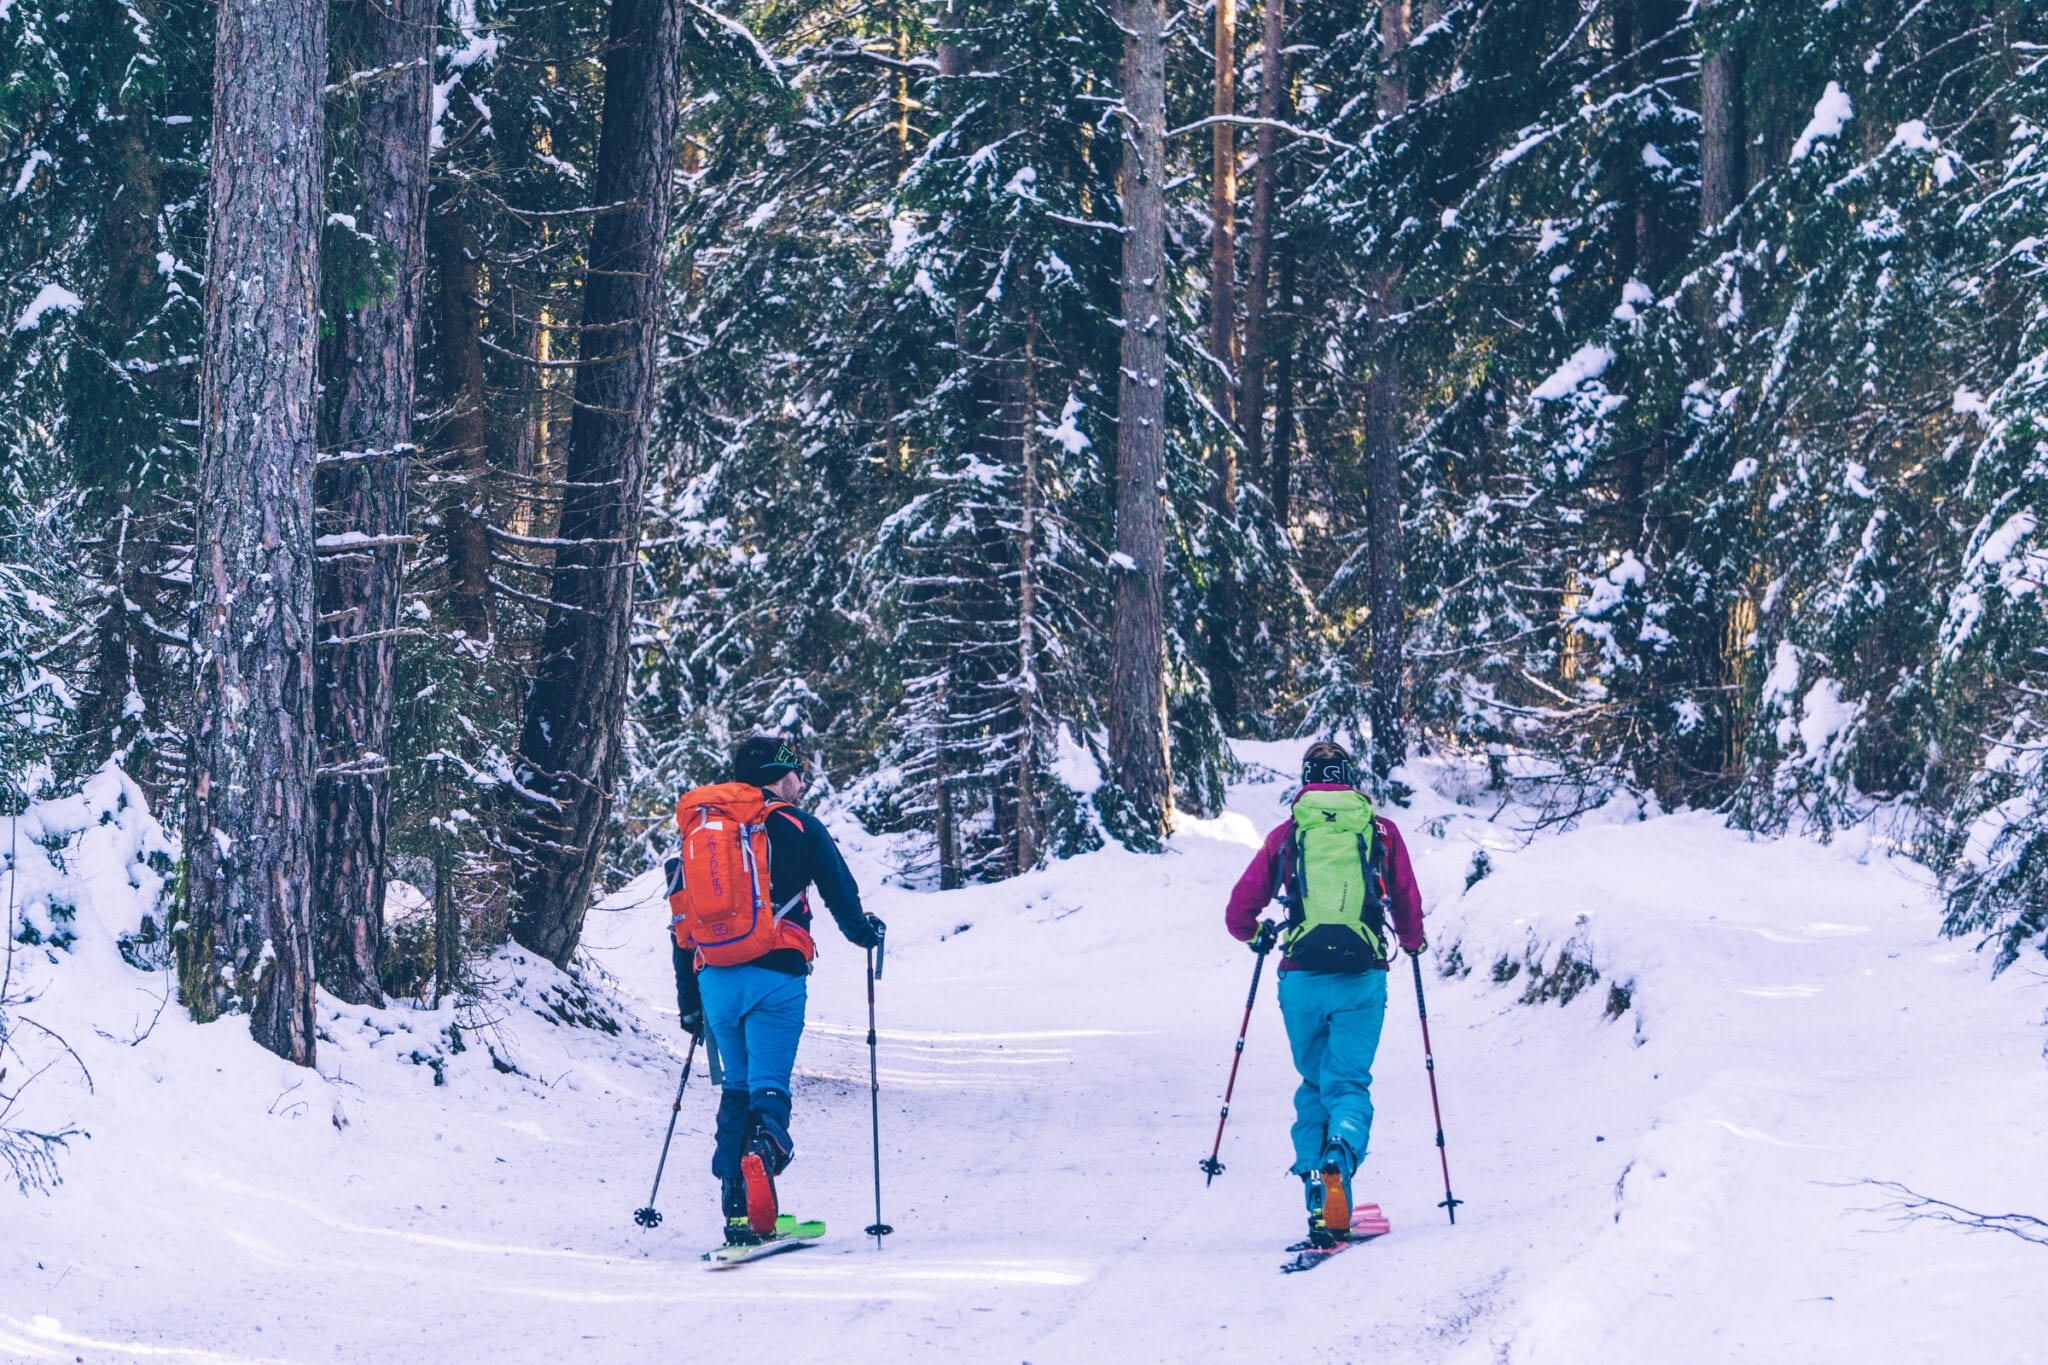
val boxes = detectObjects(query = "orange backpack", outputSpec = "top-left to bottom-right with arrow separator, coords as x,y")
669,783 -> 815,967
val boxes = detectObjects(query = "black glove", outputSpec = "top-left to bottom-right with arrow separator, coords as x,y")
859,913 -> 886,950
1250,920 -> 1279,955
673,941 -> 703,1035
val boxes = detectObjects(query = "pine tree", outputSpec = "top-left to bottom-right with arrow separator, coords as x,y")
1106,0 -> 1174,841
179,0 -> 327,1065
314,0 -> 437,1006
510,0 -> 689,966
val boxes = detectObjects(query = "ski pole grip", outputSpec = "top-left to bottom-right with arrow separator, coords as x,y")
874,935 -> 886,981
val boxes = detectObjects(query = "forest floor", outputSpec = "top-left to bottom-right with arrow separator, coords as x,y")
5,746 -> 2046,1363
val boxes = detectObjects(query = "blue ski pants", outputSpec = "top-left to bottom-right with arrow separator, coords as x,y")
698,963 -> 807,1179
1276,967 -> 1388,1178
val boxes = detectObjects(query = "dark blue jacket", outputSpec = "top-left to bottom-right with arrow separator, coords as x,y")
671,796 -> 872,1019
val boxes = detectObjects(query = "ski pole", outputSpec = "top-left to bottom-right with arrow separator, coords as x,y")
634,1032 -> 698,1228
864,938 -> 894,1246
1410,951 -> 1463,1225
1200,927 -> 1274,1185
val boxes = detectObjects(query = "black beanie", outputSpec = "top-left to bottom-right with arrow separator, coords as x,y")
1301,741 -> 1357,788
732,734 -> 803,788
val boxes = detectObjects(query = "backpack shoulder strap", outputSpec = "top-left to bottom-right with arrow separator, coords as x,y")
1282,825 -> 1309,928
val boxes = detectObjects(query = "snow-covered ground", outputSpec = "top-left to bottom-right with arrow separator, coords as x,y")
5,749 -> 2045,1363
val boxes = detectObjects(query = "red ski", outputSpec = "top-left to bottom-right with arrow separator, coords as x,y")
1281,1202 -> 1390,1273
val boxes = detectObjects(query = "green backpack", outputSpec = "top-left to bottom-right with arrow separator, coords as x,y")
1277,788 -> 1391,972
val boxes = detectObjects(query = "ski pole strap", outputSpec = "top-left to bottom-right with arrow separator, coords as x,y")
704,1028 -> 725,1087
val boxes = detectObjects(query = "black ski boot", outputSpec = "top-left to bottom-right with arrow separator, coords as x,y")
721,1177 -> 761,1246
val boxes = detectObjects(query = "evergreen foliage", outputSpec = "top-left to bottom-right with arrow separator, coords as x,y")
2,0 -> 2044,970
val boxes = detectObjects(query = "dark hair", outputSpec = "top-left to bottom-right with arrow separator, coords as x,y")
732,733 -> 804,787
1301,740 -> 1357,788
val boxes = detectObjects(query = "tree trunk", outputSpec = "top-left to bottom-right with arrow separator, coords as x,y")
433,830 -> 459,1006
936,0 -> 965,78
1363,0 -> 1408,776
1619,0 -> 1686,549
511,0 -> 687,967
1699,42 -> 1746,230
180,0 -> 325,1065
1209,0 -> 1284,738
1269,234 -> 1297,531
1629,0 -> 1686,286
313,0 -> 435,1008
429,207 -> 494,646
1107,0 -> 1173,840
1237,0 -> 1286,485
1209,0 -> 1238,425
1206,0 -> 1242,731
1014,317 -> 1041,875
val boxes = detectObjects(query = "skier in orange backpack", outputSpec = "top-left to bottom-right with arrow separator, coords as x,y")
667,734 -> 884,1245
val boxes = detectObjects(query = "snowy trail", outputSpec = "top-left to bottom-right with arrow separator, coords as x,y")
7,756 -> 2047,1362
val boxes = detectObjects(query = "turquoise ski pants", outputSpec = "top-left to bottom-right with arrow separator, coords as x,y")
698,964 -> 808,1179
698,963 -> 808,1095
1276,967 -> 1388,1178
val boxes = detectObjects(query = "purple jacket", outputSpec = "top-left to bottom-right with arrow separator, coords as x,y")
1225,785 -> 1426,966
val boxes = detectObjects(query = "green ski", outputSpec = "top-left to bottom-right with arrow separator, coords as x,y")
702,1216 -> 826,1268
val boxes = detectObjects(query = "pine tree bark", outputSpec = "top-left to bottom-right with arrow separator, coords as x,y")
180,0 -> 325,1065
1209,0 -> 1238,428
1269,234 -> 1296,531
1363,0 -> 1408,777
429,207 -> 494,646
1617,0 -> 1685,551
1014,318 -> 1041,875
1209,0 -> 1285,737
1237,0 -> 1286,487
1205,0 -> 1242,732
1699,42 -> 1746,230
1107,0 -> 1174,839
511,0 -> 687,966
313,0 -> 435,1008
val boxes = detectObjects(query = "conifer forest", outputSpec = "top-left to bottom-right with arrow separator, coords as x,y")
4,0 -> 2047,1069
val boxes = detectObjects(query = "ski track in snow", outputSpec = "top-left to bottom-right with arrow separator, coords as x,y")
6,746 -> 2047,1363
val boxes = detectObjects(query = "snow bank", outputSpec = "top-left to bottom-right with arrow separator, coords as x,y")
5,755 -> 2043,1361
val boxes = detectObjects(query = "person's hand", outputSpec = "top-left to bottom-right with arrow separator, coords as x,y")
680,1010 -> 704,1041
1250,921 -> 1279,955
860,913 -> 887,949
1404,939 -> 1427,958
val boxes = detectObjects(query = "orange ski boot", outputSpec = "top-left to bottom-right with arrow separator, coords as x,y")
1320,1151 -> 1352,1237
741,1151 -> 779,1237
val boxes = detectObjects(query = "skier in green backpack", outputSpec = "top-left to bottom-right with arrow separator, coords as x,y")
1224,740 -> 1426,1238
